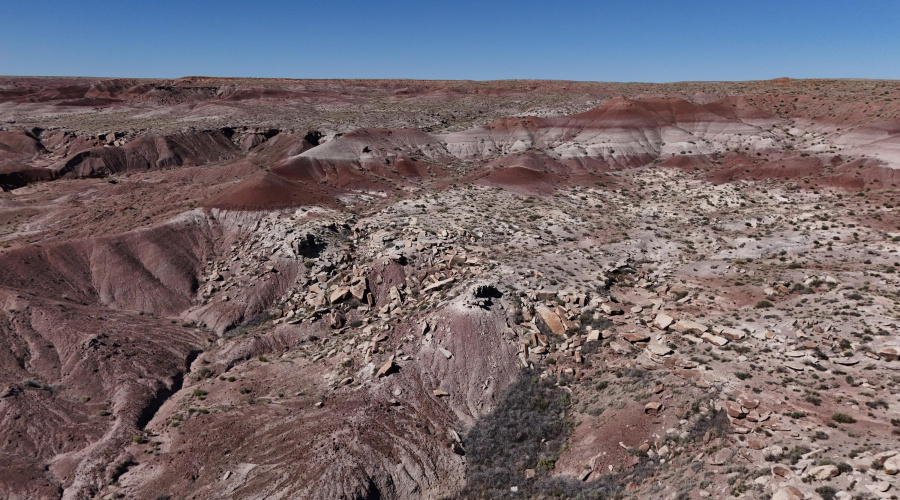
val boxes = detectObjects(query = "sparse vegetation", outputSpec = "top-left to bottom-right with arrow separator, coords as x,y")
832,413 -> 856,424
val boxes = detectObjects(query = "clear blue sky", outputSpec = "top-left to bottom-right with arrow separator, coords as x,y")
2,0 -> 898,82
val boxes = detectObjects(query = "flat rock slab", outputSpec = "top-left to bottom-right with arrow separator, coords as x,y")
708,447 -> 734,465
422,277 -> 455,293
647,343 -> 673,356
672,319 -> 707,334
701,332 -> 728,346
601,303 -> 624,315
808,464 -> 839,480
653,313 -> 674,330
622,332 -> 651,343
609,340 -> 633,354
716,326 -> 745,340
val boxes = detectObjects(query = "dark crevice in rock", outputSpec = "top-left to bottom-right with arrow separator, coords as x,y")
136,349 -> 201,429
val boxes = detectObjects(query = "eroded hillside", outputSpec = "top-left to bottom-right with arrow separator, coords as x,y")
1,77 -> 900,500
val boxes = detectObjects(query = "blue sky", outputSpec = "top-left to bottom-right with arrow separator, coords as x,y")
1,0 -> 898,82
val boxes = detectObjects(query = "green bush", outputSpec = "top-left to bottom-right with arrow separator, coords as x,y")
815,485 -> 837,500
832,412 -> 856,424
812,431 -> 830,441
865,399 -> 889,410
785,445 -> 811,465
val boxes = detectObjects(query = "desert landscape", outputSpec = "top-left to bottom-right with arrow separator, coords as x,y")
1,76 -> 900,500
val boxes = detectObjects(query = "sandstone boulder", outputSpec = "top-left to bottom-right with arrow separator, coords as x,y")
708,447 -> 734,465
884,454 -> 900,475
771,464 -> 794,480
622,332 -> 650,343
350,281 -> 368,301
737,394 -> 760,409
328,312 -> 345,329
747,439 -> 766,450
808,464 -> 839,480
644,401 -> 662,415
725,401 -> 747,418
535,306 -> 567,336
375,360 -> 396,378
330,286 -> 351,305
772,486 -> 803,500
878,346 -> 899,362
609,340 -> 633,354
873,450 -> 900,467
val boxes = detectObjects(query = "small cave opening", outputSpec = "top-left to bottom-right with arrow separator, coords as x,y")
297,233 -> 326,258
304,130 -> 322,147
470,284 -> 503,309
474,284 -> 502,299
